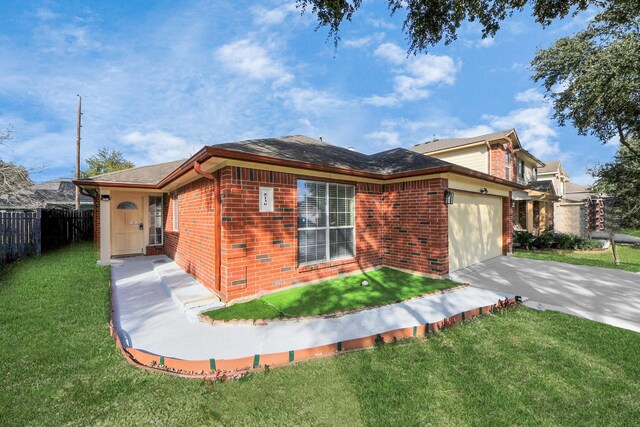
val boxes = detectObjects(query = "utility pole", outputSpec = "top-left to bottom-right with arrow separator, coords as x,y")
75,95 -> 82,211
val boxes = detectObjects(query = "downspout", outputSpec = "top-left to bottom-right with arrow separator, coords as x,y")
194,161 -> 222,293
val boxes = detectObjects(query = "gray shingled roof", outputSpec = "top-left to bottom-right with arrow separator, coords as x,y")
214,135 -> 450,174
527,181 -> 554,193
76,134 -> 490,186
538,160 -> 562,175
77,159 -> 187,185
409,129 -> 514,154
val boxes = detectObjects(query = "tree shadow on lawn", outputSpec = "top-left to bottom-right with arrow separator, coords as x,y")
262,267 -> 458,318
333,307 -> 640,426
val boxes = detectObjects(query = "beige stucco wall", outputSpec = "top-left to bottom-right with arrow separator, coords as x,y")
431,144 -> 489,174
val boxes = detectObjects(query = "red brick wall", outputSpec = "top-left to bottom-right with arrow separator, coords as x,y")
163,166 -> 450,301
489,140 -> 516,181
382,179 -> 449,276
163,178 -> 218,290
217,167 -> 387,301
502,194 -> 513,254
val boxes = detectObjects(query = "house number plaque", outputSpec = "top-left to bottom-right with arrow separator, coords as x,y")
259,187 -> 274,212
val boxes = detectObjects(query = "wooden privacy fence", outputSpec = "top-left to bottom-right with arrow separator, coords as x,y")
0,209 -> 94,263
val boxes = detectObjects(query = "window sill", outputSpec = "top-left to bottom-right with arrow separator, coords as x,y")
298,257 -> 357,273
147,244 -> 164,247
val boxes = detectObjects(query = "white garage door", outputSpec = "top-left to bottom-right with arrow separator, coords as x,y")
448,193 -> 502,272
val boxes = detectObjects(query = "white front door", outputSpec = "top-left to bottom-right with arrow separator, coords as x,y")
111,196 -> 144,256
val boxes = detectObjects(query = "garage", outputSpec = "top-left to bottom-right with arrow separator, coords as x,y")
448,192 -> 503,272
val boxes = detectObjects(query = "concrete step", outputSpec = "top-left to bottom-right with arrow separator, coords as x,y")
152,258 -> 224,321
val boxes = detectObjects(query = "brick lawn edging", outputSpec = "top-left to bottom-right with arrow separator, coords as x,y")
199,284 -> 470,326
108,288 -> 520,379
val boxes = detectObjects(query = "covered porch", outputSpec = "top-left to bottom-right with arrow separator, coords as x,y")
96,189 -> 165,265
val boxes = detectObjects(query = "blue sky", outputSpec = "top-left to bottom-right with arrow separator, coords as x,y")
0,0 -> 616,184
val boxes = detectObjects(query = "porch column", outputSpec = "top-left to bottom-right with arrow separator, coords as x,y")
98,189 -> 111,266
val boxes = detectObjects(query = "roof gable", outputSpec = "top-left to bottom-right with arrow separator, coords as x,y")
409,129 -> 517,154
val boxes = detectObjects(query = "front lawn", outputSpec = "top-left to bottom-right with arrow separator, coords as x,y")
620,228 -> 640,238
514,245 -> 640,272
2,244 -> 640,425
204,267 -> 459,321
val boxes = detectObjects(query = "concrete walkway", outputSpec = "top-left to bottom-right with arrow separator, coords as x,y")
590,231 -> 640,245
111,256 -> 512,361
451,256 -> 640,332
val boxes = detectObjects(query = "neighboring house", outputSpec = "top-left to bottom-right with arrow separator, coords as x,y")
536,160 -> 605,237
75,135 -> 523,302
0,178 -> 93,212
409,129 -> 558,234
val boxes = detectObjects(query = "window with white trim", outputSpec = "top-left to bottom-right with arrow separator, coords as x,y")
505,151 -> 511,180
148,196 -> 163,245
172,192 -> 179,231
297,180 -> 355,265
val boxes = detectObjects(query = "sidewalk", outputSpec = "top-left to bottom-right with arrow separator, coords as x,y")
111,256 -> 513,361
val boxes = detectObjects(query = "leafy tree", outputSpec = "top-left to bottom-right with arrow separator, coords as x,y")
295,0 -> 596,52
0,121 -> 38,208
589,138 -> 640,229
532,1 -> 640,159
81,148 -> 134,177
589,138 -> 640,265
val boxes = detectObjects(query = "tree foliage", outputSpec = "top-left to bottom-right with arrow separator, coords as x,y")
0,120 -> 38,208
532,1 -> 640,158
589,138 -> 640,229
295,0 -> 594,52
81,148 -> 134,178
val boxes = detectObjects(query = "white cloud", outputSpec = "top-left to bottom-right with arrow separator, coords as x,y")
282,87 -> 348,115
251,3 -> 298,26
216,39 -> 293,84
363,94 -> 398,107
122,131 -> 199,165
365,130 -> 401,147
35,8 -> 59,21
515,88 -> 544,103
35,23 -> 101,54
452,125 -> 495,138
344,33 -> 385,48
478,37 -> 494,48
366,18 -> 396,30
484,106 -> 559,157
367,42 -> 458,105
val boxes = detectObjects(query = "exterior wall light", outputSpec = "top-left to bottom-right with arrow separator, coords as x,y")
100,194 -> 111,201
511,200 -> 516,208
444,189 -> 454,205
480,188 -> 488,194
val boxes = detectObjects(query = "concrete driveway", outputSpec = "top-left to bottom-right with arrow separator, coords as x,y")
450,256 -> 640,332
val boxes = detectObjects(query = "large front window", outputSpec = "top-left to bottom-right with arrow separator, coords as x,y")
297,180 -> 355,265
148,196 -> 163,245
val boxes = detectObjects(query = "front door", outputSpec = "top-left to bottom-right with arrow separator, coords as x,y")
111,196 -> 144,256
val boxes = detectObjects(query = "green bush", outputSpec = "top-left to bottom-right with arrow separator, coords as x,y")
524,229 -> 603,251
513,231 -> 536,250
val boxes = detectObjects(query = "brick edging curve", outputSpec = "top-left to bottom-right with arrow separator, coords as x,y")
108,279 -> 519,379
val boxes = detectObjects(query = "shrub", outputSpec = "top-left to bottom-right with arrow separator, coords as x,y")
523,229 -> 604,251
514,231 -> 536,250
533,230 -> 555,249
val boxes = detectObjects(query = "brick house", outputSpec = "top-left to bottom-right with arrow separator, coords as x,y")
536,160 -> 605,237
410,129 -> 559,234
76,135 -> 521,302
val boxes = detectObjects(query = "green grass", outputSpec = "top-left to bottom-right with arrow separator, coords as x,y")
2,244 -> 640,426
620,228 -> 640,238
205,267 -> 459,321
514,245 -> 640,272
